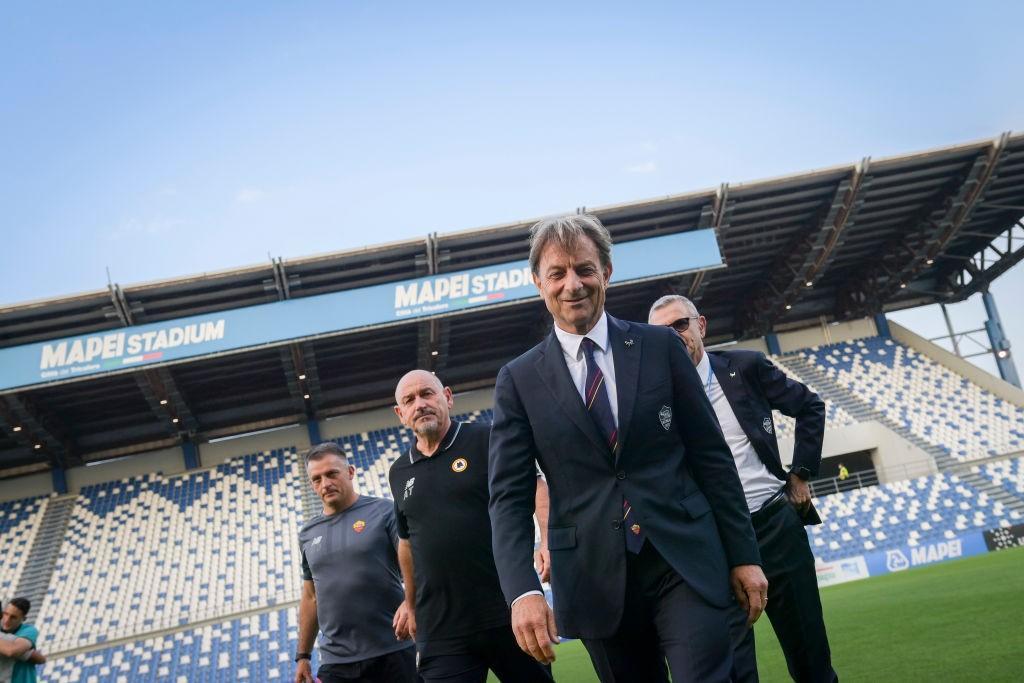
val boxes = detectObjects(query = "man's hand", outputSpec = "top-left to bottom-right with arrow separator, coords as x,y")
787,473 -> 812,512
534,545 -> 551,583
393,600 -> 416,641
511,594 -> 558,664
294,658 -> 313,683
730,564 -> 769,627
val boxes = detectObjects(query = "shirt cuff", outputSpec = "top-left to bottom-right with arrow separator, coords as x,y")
511,590 -> 544,607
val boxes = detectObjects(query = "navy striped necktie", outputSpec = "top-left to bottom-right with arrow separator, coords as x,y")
581,337 -> 644,554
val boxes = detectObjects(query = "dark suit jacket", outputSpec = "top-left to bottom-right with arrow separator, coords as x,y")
488,314 -> 761,640
708,350 -> 826,525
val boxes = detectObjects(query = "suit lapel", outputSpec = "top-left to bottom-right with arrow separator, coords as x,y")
534,331 -> 609,455
608,315 -> 640,463
710,352 -> 775,458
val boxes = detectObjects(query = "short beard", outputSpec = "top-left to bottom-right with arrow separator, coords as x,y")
413,417 -> 441,440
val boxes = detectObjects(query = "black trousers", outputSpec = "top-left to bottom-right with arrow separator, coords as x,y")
417,624 -> 554,682
581,541 -> 751,683
734,502 -> 837,683
317,646 -> 418,683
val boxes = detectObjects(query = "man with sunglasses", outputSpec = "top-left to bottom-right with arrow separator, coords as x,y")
649,294 -> 837,683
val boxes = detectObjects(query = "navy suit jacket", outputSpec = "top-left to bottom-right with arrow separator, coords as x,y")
488,314 -> 760,639
708,349 -> 826,525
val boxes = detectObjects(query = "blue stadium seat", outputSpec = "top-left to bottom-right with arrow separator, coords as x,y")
35,449 -> 306,652
807,469 -> 1022,563
43,608 -> 310,683
0,494 -> 48,596
801,337 -> 1024,463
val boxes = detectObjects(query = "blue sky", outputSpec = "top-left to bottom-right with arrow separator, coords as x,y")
1,1 -> 1022,375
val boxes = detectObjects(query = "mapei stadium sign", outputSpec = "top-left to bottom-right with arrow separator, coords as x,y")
0,229 -> 722,391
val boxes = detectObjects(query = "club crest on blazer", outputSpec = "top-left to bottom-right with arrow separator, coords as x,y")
659,405 -> 672,430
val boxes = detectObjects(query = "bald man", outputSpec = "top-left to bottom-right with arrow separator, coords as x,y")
388,371 -> 553,683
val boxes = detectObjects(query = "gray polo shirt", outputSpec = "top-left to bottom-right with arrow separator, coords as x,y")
299,495 -> 414,664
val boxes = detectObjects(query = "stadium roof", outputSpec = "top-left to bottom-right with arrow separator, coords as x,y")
2,132 -> 1023,474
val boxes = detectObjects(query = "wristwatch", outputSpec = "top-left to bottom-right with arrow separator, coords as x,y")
789,466 -> 811,481
295,652 -> 311,662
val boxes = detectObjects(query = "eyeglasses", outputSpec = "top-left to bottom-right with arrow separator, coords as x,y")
667,317 -> 699,333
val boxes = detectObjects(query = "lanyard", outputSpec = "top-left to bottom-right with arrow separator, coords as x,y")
705,362 -> 715,394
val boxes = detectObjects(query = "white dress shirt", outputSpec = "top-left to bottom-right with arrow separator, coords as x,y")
552,312 -> 619,427
696,351 -> 784,513
514,313 -> 618,607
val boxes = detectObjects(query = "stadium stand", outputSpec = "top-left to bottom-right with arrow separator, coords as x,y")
43,608 -> 307,683
807,470 -> 1023,563
764,358 -> 857,439
797,337 -> 1024,464
34,449 -> 305,652
974,455 -> 1024,502
0,494 -> 48,598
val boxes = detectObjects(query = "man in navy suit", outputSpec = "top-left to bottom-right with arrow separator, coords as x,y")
649,294 -> 837,683
488,214 -> 767,683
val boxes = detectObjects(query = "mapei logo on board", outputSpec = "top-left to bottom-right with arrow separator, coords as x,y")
886,539 -> 963,573
885,549 -> 910,572
393,266 -> 533,317
37,320 -> 227,378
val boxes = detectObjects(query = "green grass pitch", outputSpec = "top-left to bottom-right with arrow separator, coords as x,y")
490,546 -> 1024,682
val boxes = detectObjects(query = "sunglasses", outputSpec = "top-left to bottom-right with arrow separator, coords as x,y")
667,316 -> 699,333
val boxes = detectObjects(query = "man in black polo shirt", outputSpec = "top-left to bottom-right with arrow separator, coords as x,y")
389,370 -> 553,683
296,443 -> 417,683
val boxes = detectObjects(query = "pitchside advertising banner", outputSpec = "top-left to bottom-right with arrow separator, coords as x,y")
815,528 -> 993,587
0,229 -> 723,392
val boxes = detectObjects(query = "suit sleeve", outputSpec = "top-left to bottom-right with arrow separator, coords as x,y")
755,353 -> 826,476
488,364 -> 545,605
669,335 -> 761,568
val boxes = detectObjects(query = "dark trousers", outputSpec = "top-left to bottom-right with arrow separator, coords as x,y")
581,541 -> 750,683
734,502 -> 837,683
317,646 -> 418,683
417,624 -> 554,682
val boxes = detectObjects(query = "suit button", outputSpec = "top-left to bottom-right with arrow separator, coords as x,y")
616,471 -> 626,480
612,520 -> 622,530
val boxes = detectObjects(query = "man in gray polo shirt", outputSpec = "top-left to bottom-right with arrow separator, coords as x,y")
295,442 -> 417,683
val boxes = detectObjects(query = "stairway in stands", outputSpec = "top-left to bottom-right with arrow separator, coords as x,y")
15,495 -> 76,613
956,467 -> 1024,515
300,482 -> 321,524
781,353 -> 959,470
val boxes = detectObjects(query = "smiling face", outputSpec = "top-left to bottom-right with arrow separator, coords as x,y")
306,453 -> 356,513
533,234 -> 612,335
393,370 -> 453,443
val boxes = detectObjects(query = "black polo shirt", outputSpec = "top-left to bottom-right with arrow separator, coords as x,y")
388,420 -> 510,650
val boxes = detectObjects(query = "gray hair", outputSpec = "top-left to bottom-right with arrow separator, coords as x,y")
648,294 -> 699,323
528,214 -> 613,275
304,442 -> 349,468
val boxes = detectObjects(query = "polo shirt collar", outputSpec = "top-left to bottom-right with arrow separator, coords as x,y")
408,420 -> 462,463
553,311 -> 609,360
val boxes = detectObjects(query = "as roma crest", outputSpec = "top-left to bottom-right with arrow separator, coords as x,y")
352,520 -> 366,533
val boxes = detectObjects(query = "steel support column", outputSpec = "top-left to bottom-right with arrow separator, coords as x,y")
981,290 -> 1020,387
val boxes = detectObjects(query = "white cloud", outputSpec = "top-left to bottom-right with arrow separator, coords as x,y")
235,188 -> 264,204
625,161 -> 657,174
